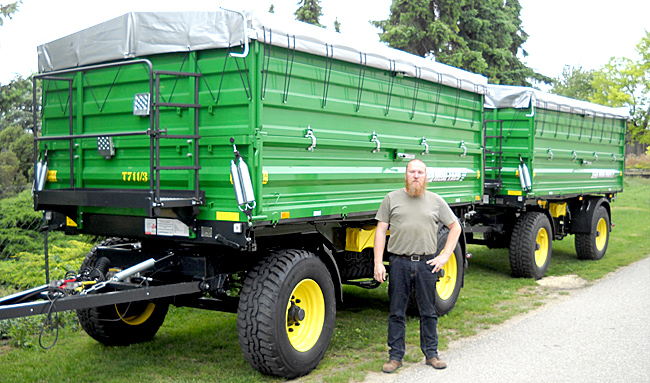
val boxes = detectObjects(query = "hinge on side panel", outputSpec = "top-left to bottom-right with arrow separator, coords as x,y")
305,126 -> 317,151
371,131 -> 381,153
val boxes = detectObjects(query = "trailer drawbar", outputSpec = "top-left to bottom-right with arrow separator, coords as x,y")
0,254 -> 201,323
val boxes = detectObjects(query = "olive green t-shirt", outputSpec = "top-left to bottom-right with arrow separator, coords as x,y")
375,189 -> 457,256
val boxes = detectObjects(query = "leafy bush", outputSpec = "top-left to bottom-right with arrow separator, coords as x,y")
0,189 -> 41,228
0,190 -> 42,261
0,239 -> 92,289
0,186 -> 97,348
625,153 -> 650,169
0,189 -> 96,287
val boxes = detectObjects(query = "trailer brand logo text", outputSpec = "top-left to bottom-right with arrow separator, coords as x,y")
590,170 -> 618,179
426,168 -> 469,182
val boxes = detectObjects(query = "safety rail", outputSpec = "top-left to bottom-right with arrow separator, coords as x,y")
32,60 -> 205,217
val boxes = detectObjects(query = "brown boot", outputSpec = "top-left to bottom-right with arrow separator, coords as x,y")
426,356 -> 447,369
382,359 -> 403,373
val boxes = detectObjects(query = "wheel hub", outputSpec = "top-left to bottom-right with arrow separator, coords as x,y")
285,279 -> 325,352
535,227 -> 549,267
595,217 -> 608,251
287,300 -> 306,326
436,253 -> 457,301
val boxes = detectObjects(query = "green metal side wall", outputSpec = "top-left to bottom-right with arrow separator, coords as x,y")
39,41 -> 484,225
485,106 -> 625,198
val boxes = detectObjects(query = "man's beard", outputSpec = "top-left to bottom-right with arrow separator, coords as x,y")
405,178 -> 427,197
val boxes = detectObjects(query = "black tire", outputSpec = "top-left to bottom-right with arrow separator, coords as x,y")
406,226 -> 464,317
237,249 -> 336,378
76,238 -> 169,346
575,206 -> 610,260
509,212 -> 552,279
338,248 -> 374,281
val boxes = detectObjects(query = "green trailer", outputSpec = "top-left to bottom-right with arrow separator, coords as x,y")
465,85 -> 628,279
1,9 -> 629,378
14,9 -> 487,378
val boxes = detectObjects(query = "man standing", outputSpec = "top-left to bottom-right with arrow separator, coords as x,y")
374,159 -> 461,373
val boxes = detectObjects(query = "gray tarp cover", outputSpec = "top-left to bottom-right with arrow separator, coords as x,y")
485,84 -> 629,119
37,9 -> 488,94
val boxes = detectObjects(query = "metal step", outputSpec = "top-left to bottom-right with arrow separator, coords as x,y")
484,179 -> 503,189
158,196 -> 203,208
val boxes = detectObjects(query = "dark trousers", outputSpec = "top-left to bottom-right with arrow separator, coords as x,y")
387,255 -> 439,361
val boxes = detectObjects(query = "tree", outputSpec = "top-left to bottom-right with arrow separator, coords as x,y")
550,65 -> 597,101
0,149 -> 24,188
295,0 -> 323,28
0,75 -> 36,133
590,33 -> 650,144
0,1 -> 21,26
550,32 -> 650,145
0,75 -> 36,189
371,1 -> 466,63
371,0 -> 551,86
0,124 -> 32,182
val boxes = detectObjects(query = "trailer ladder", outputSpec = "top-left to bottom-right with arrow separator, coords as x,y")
483,119 -> 504,190
152,70 -> 203,211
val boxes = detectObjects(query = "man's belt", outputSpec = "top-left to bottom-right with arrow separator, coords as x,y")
396,254 -> 432,262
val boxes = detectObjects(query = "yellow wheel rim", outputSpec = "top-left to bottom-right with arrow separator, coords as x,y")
286,279 -> 325,352
535,228 -> 549,267
596,218 -> 608,251
436,252 -> 458,301
116,302 -> 156,326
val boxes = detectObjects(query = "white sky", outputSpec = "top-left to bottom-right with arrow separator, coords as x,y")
0,0 -> 648,86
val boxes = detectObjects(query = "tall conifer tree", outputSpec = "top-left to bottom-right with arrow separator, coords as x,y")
372,0 -> 550,85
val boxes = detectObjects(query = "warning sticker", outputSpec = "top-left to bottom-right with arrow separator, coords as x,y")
145,219 -> 157,235
157,219 -> 189,237
144,218 -> 189,237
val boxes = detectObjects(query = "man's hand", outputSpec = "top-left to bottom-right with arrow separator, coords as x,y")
426,253 -> 450,274
374,262 -> 387,283
426,220 -> 461,274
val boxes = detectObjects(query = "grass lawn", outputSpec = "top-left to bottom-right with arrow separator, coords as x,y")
1,177 -> 648,383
